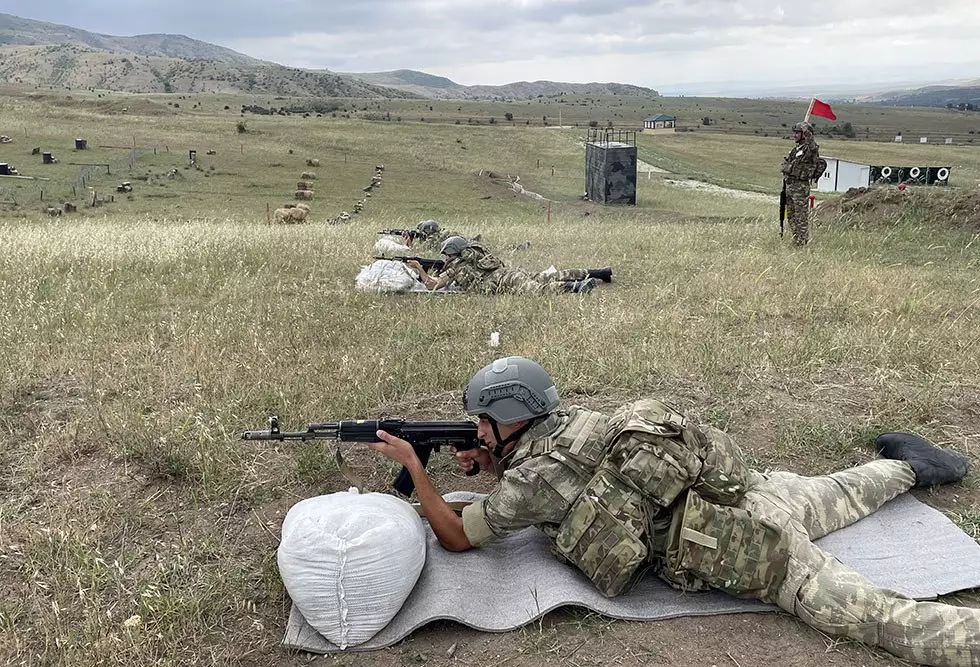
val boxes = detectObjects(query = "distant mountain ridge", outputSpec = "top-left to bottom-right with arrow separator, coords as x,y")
343,69 -> 660,99
862,79 -> 980,107
0,12 -> 658,99
0,12 -> 261,64
0,13 -> 418,97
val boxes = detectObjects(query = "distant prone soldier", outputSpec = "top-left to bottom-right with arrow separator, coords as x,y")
411,236 -> 612,295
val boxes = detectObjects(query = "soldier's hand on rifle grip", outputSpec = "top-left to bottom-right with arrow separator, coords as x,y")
452,446 -> 491,477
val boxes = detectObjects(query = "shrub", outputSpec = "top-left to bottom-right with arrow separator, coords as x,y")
236,120 -> 247,134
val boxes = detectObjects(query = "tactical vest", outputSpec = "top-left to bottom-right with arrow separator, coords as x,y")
514,400 -> 757,597
504,407 -> 647,597
782,139 -> 820,182
603,400 -> 786,598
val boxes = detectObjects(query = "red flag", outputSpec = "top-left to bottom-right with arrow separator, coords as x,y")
810,98 -> 837,120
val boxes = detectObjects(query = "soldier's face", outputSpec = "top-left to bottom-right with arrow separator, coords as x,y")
476,417 -> 528,448
793,130 -> 803,142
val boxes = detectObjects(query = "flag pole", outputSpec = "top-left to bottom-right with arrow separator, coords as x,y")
803,97 -> 815,124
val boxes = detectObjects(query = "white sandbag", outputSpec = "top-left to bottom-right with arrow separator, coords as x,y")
278,490 -> 426,649
374,237 -> 411,255
355,259 -> 419,293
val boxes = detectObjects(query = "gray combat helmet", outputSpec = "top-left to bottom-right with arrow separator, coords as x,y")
463,357 -> 560,424
417,219 -> 441,237
440,235 -> 468,257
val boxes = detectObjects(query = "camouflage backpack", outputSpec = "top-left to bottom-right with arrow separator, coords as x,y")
462,242 -> 504,272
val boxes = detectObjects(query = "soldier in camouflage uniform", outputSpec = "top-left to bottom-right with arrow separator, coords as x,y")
401,220 -> 458,252
781,121 -> 821,246
369,357 -> 978,667
410,236 -> 611,295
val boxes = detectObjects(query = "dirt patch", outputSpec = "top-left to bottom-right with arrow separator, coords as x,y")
814,185 -> 980,230
477,169 -> 549,202
663,178 -> 778,204
637,158 -> 671,174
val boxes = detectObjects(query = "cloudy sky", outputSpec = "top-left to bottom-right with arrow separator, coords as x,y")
4,0 -> 980,95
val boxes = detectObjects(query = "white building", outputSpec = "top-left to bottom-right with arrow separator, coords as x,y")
817,157 -> 871,192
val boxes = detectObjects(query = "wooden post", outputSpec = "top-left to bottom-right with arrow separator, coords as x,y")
266,203 -> 270,223
551,166 -> 555,177
547,200 -> 551,223
240,143 -> 244,154
40,189 -> 43,201
537,159 -> 540,168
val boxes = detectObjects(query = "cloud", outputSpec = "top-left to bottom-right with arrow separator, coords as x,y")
4,0 -> 980,91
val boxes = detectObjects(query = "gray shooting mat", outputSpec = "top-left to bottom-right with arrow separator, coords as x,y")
283,492 -> 980,653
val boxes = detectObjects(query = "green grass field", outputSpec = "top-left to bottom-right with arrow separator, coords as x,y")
1,90 -> 978,667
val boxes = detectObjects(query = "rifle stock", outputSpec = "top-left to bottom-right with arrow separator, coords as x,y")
375,255 -> 445,273
242,416 -> 481,496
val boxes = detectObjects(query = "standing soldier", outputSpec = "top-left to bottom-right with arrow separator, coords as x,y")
781,121 -> 821,246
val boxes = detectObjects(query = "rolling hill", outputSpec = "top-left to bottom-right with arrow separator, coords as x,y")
864,79 -> 980,108
0,13 -> 418,97
342,69 -> 660,99
0,13 -> 660,100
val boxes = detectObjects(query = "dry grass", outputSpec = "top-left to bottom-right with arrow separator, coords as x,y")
0,90 -> 978,667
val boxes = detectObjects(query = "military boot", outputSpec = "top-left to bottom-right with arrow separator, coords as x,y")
876,432 -> 970,487
587,267 -> 613,283
570,278 -> 599,294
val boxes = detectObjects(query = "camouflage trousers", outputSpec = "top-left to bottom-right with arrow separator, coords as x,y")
785,180 -> 811,246
487,268 -> 571,295
743,461 -> 980,666
534,268 -> 590,283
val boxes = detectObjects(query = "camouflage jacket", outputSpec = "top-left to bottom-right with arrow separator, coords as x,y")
781,137 -> 820,182
460,400 -> 755,597
439,243 -> 506,293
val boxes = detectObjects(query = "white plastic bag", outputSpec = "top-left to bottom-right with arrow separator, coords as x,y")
374,237 -> 411,255
355,259 -> 419,293
277,490 -> 427,649
539,264 -> 558,277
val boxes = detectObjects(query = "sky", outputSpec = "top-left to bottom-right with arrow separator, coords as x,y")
3,0 -> 980,96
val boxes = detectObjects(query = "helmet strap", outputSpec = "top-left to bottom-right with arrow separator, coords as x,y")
489,416 -> 534,459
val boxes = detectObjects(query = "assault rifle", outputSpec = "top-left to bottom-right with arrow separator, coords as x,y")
375,255 -> 446,274
778,182 -> 787,238
241,416 -> 481,496
379,228 -> 422,240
